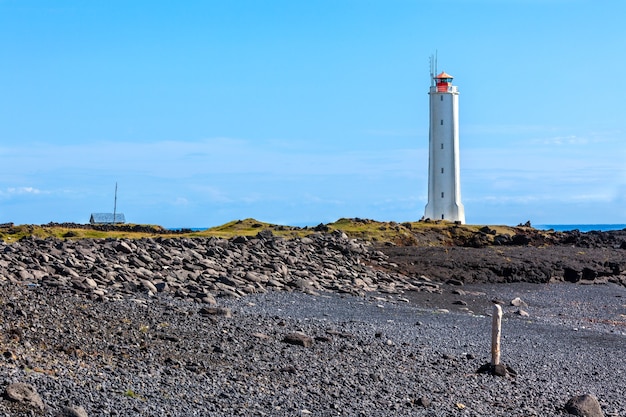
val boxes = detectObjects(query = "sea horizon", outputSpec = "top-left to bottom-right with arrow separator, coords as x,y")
533,224 -> 626,232
167,224 -> 626,233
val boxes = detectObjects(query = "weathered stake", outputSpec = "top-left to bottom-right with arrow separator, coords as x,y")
491,304 -> 503,366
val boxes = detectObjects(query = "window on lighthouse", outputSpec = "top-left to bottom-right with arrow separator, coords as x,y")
440,120 -> 443,125
441,168 -> 444,174
441,192 -> 444,198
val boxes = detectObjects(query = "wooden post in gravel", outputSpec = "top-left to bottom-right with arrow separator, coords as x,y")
491,304 -> 503,366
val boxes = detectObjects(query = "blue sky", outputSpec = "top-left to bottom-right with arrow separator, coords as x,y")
1,0 -> 625,227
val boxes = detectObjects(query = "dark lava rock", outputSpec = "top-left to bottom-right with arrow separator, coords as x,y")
416,397 -> 431,407
564,267 -> 582,283
256,229 -> 274,240
511,234 -> 532,245
494,234 -> 512,245
476,363 -> 517,377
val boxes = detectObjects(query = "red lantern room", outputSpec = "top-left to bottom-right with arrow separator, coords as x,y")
435,71 -> 453,92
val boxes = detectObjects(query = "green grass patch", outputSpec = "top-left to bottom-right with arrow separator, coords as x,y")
0,218 -> 524,246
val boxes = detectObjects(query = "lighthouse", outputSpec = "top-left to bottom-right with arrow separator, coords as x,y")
424,70 -> 466,224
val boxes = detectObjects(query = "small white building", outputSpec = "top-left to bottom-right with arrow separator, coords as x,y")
424,71 -> 466,224
89,213 -> 126,225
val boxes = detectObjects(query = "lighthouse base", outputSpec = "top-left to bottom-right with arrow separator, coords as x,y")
424,202 -> 465,224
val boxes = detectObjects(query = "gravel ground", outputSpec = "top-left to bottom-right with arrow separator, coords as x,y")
1,281 -> 625,416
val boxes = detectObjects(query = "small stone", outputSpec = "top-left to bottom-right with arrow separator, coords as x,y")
476,362 -> 516,377
283,332 -> 313,347
416,397 -> 431,407
60,405 -> 89,417
453,300 -> 468,306
492,364 -> 508,376
198,307 -> 232,318
281,365 -> 297,374
510,297 -> 527,307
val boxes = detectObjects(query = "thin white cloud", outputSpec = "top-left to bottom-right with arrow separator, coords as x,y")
0,138 -> 422,179
188,185 -> 234,204
467,192 -> 616,205
172,197 -> 189,206
464,124 -> 555,135
534,135 -> 588,146
302,194 -> 344,205
2,187 -> 45,196
362,129 -> 420,137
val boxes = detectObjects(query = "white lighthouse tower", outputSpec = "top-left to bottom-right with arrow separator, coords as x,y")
424,69 -> 466,223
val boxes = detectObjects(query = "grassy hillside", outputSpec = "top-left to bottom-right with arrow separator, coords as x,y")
0,218 -> 525,246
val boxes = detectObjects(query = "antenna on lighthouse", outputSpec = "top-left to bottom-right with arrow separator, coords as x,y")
429,51 -> 438,86
113,182 -> 118,226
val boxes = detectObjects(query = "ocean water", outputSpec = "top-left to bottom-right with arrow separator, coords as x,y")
535,224 -> 626,232
168,225 -> 626,233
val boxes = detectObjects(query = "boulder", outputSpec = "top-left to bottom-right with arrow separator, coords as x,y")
564,267 -> 582,283
115,241 -> 133,254
565,394 -> 604,417
256,229 -> 274,240
140,279 -> 158,294
511,234 -> 531,245
3,382 -> 45,411
492,235 -> 508,245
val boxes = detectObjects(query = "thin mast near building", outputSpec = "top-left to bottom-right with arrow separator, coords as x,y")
424,57 -> 465,224
113,182 -> 118,225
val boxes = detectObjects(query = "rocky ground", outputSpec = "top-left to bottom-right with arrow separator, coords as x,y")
0,227 -> 625,416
